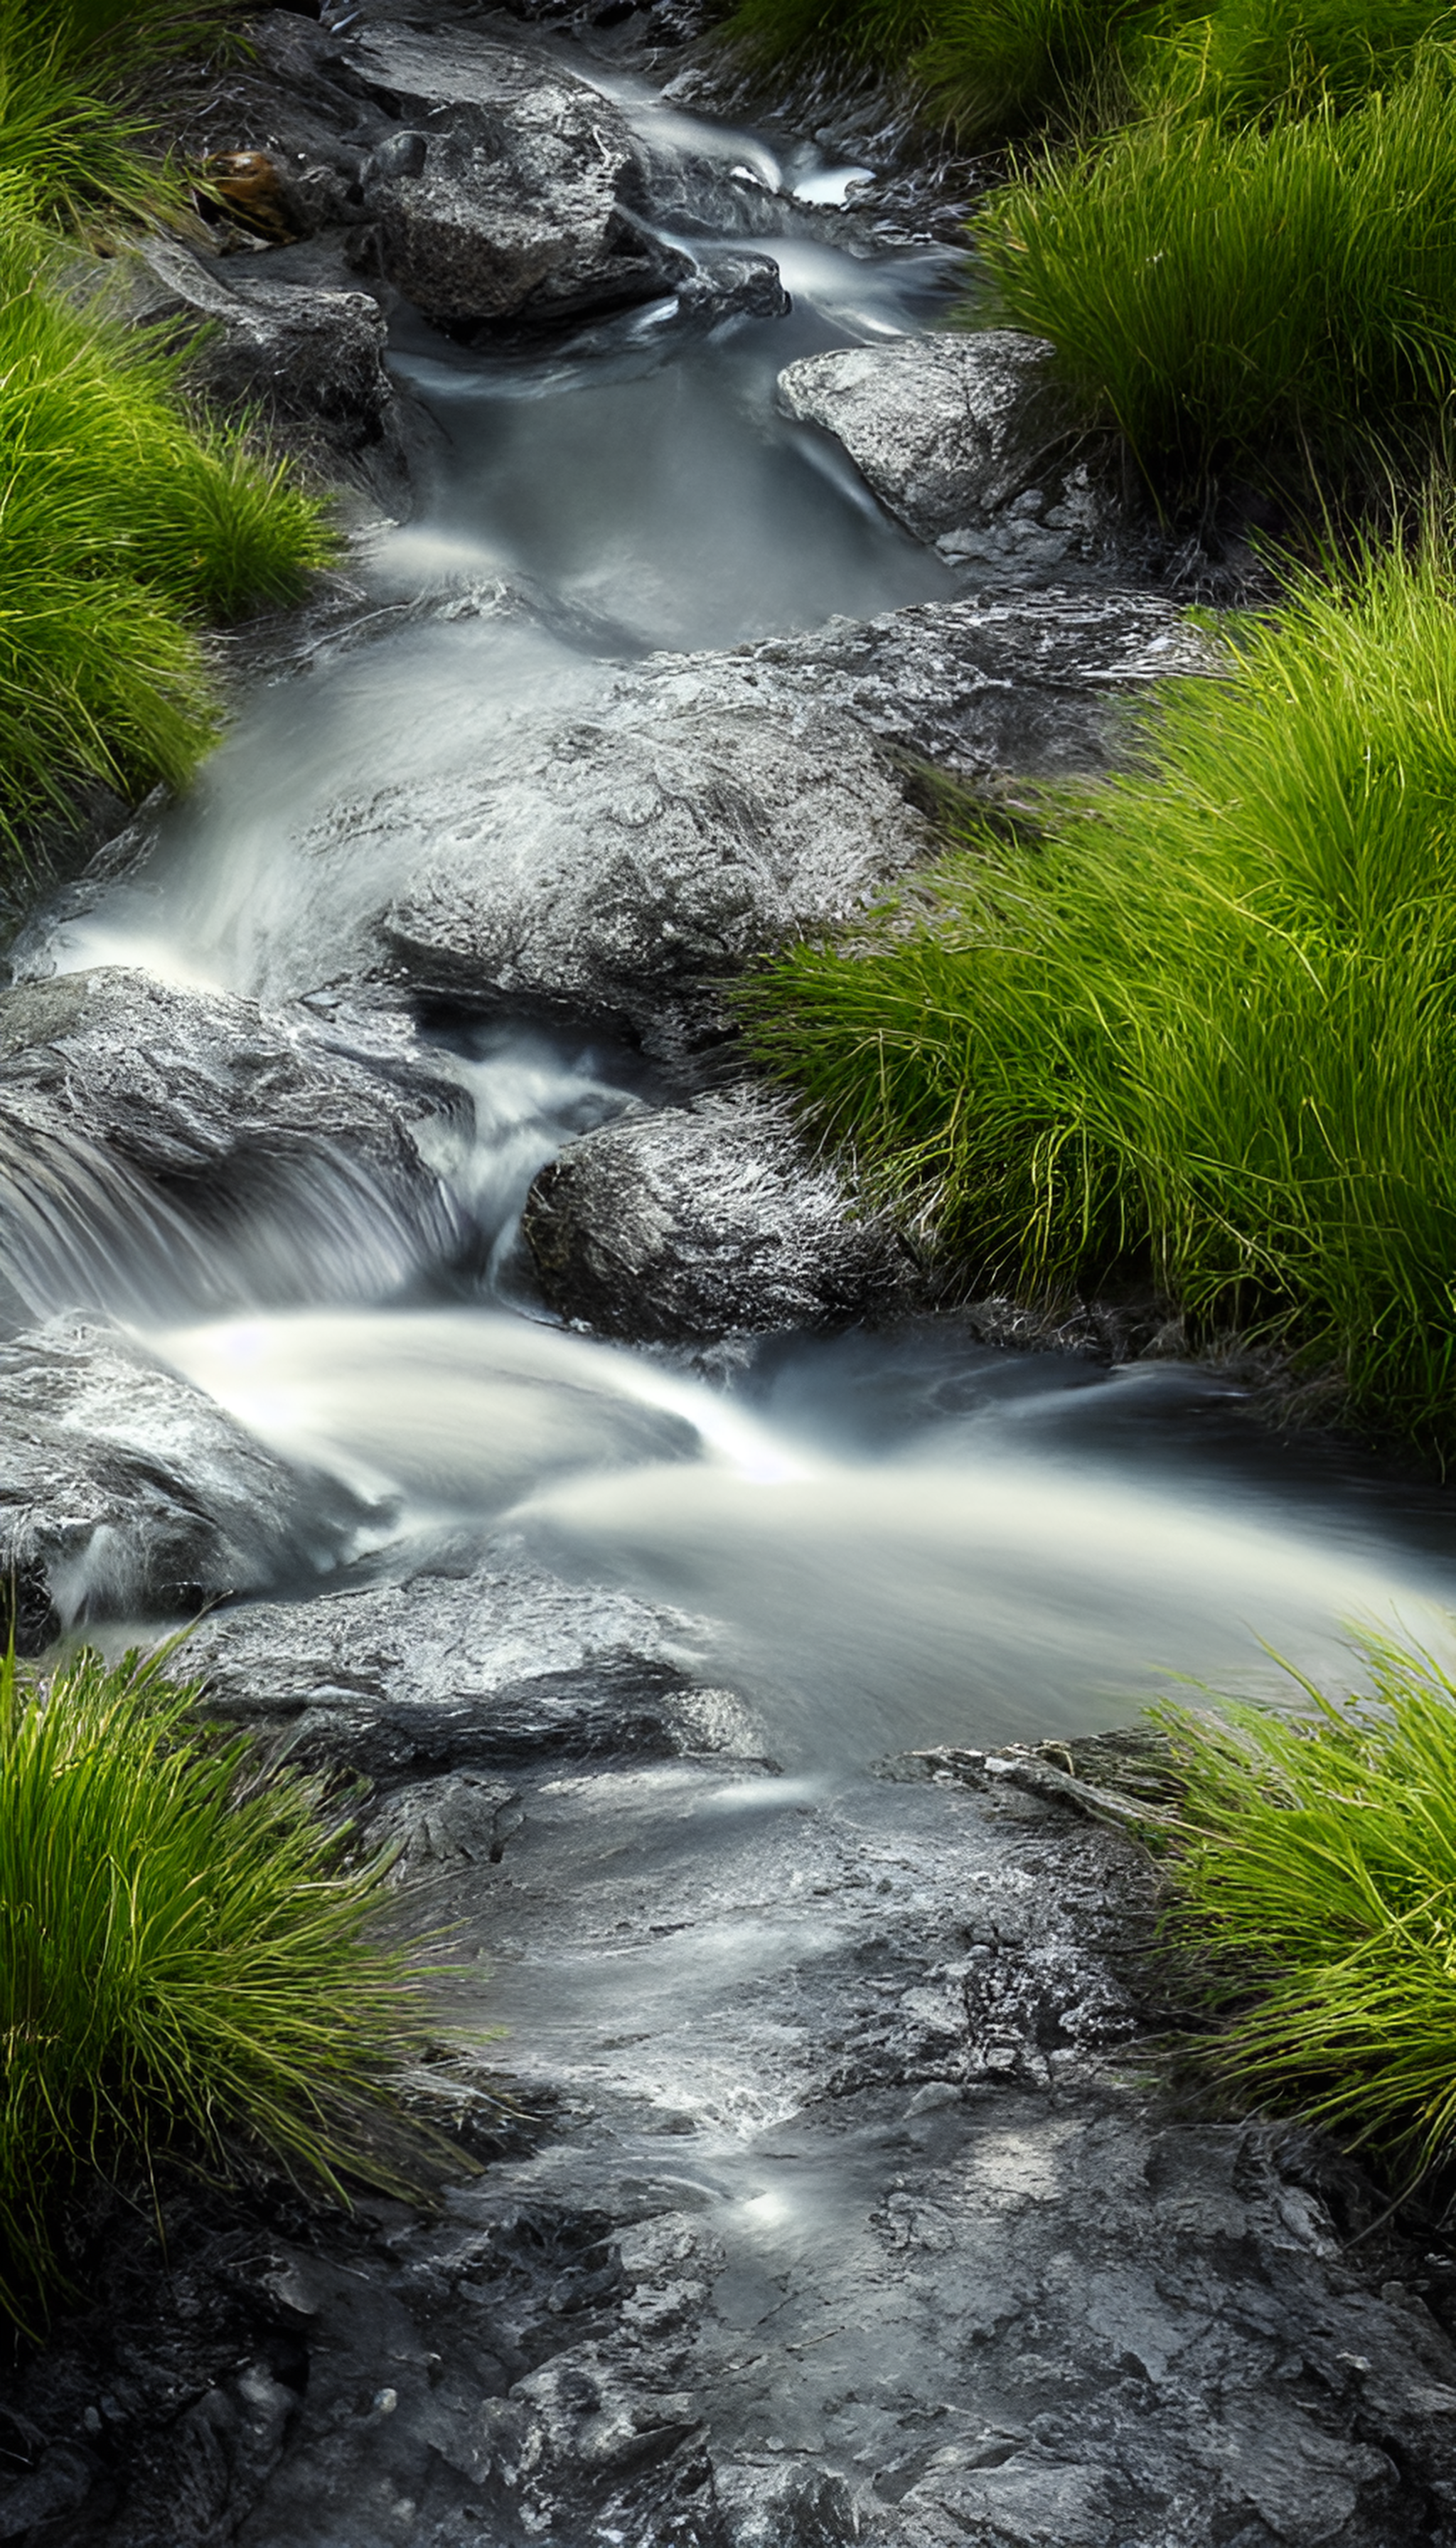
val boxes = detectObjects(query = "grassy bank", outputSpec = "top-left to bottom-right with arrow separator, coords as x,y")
718,0 -> 1456,141
973,50 -> 1456,502
1153,1634 -> 1456,2186
0,0 -> 328,857
746,530 -> 1456,1455
1,1641 -> 442,2335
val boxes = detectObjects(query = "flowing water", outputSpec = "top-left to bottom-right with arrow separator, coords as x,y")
7,50 -> 1456,2539
14,68 -> 1456,1746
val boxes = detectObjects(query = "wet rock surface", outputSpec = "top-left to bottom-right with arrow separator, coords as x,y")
90,233 -> 412,502
9,1733 -> 1456,2545
353,663 -> 932,1054
0,1315 -> 361,1649
322,592 -> 1210,1054
0,969 -> 469,1315
185,9 -> 690,329
731,586 -> 1221,778
187,1547 -> 764,1779
778,331 -> 1116,581
523,1084 -> 917,1343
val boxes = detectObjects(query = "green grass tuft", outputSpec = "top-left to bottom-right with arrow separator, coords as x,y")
719,0 -> 1164,139
0,184 -> 330,844
1153,1632 -> 1456,2183
1147,0 -> 1456,122
0,0 -> 250,234
0,1639 -> 447,2334
971,50 -> 1456,498
718,0 -> 1456,140
744,525 -> 1456,1455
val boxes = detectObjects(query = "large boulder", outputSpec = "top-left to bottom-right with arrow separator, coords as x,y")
0,1316 -> 357,1650
346,21 -> 690,325
343,664 -> 932,1058
196,11 -> 692,329
778,331 -> 1113,575
294,592 -> 1213,1056
523,1086 -> 916,1344
0,970 -> 469,1317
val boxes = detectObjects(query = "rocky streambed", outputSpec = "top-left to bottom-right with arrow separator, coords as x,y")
4,6 -> 1456,2543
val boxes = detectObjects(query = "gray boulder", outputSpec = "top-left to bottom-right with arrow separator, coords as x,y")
117,236 -> 409,499
305,591 -> 1213,1056
778,331 -> 1113,574
349,23 -> 689,324
0,1315 -> 357,1650
210,12 -> 689,328
0,969 -> 469,1317
353,663 -> 932,1056
523,1086 -> 916,1344
186,1551 -> 764,1775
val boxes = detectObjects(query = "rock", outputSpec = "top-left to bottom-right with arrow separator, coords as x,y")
0,970 -> 469,1317
89,1749 -> 1456,2548
778,331 -> 1113,574
675,246 -> 791,328
205,12 -> 690,329
0,1315 -> 359,1649
523,1086 -> 915,1344
299,591 -> 1211,1056
353,660 -> 931,1056
186,1551 -> 765,1776
116,236 -> 410,499
348,22 -> 690,326
732,587 -> 1222,779
370,1770 -> 525,1871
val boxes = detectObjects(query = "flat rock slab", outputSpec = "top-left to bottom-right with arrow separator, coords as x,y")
25,1731 -> 1456,2545
230,1754 -> 1456,2547
778,331 -> 1106,572
187,1550 -> 764,1778
523,1084 -> 916,1344
0,969 -> 468,1319
0,1315 -> 359,1649
735,586 -> 1222,778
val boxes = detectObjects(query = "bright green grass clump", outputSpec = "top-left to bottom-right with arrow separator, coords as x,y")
1149,0 -> 1456,121
720,0 -> 1163,139
746,530 -> 1456,1453
1155,1634 -> 1456,2182
0,0 -> 247,232
1,1640 -> 444,2333
972,50 -> 1456,496
717,0 -> 1456,139
0,188 -> 329,843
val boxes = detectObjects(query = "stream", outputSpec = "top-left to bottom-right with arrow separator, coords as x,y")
7,28 -> 1456,2546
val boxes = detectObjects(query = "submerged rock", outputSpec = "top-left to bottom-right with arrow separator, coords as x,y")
0,969 -> 469,1317
778,331 -> 1115,578
523,1085 -> 916,1343
0,1315 -> 356,1649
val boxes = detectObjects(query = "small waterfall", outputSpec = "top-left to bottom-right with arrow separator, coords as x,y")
0,1101 -> 470,1327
